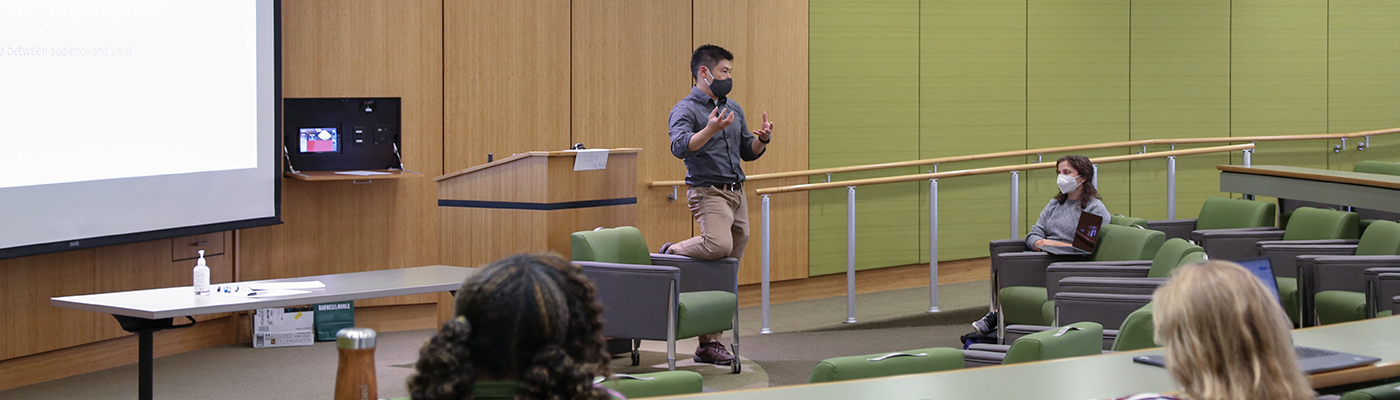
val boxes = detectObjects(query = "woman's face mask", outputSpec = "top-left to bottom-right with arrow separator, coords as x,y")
1057,173 -> 1081,194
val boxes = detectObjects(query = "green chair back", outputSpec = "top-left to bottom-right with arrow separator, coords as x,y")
1110,214 -> 1147,228
1196,197 -> 1277,230
1354,160 -> 1400,176
1003,322 -> 1104,364
1091,225 -> 1166,262
599,371 -> 704,398
1111,303 -> 1156,352
570,226 -> 654,265
1356,220 -> 1400,256
808,347 -> 964,383
1177,250 -> 1208,266
1282,207 -> 1360,241
1146,238 -> 1203,278
1339,380 -> 1400,400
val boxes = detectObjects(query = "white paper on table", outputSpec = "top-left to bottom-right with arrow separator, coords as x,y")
248,281 -> 326,290
334,170 -> 392,176
571,149 -> 609,171
208,286 -> 312,298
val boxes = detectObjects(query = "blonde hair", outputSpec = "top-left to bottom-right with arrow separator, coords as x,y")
1153,261 -> 1313,400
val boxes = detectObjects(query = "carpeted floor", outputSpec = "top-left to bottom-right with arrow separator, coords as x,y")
0,280 -> 992,399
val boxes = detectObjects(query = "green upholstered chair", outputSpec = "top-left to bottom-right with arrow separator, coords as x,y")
1044,238 -> 1201,299
571,226 -> 742,373
807,347 -> 964,383
993,225 -> 1164,332
597,371 -> 704,398
1110,214 -> 1147,228
1335,380 -> 1400,400
1257,219 -> 1400,326
1278,161 -> 1400,234
1110,303 -> 1156,352
1366,269 -> 1400,318
1198,207 -> 1359,326
1142,197 -> 1277,241
963,322 -> 1104,367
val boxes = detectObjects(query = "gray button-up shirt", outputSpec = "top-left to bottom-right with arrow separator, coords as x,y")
668,86 -> 764,187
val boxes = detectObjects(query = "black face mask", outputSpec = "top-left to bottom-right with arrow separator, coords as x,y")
705,69 -> 733,100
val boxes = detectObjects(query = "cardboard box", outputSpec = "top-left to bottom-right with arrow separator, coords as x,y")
314,301 -> 355,342
252,306 -> 314,348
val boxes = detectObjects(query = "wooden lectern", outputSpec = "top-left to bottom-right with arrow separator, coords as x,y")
435,149 -> 639,268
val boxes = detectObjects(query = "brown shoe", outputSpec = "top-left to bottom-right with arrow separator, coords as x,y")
693,342 -> 735,365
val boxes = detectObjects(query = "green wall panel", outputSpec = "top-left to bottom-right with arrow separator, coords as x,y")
1231,0 -> 1328,171
1026,0 -> 1131,223
1328,0 -> 1400,170
919,0 -> 1027,261
1128,0 -> 1230,221
810,0 -> 921,276
807,0 -> 1400,274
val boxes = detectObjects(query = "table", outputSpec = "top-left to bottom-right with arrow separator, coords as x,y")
1218,165 -> 1400,213
660,316 -> 1400,400
51,265 -> 474,400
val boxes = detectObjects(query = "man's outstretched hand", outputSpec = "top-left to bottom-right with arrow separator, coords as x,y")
753,111 -> 773,142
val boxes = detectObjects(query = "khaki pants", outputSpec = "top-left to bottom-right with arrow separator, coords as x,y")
670,186 -> 750,260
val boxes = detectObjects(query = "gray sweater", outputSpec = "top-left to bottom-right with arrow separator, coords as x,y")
1025,198 -> 1111,250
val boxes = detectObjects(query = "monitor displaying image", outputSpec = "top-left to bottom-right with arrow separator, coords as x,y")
298,127 -> 339,153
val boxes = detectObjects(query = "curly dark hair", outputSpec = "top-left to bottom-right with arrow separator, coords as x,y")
407,253 -> 612,400
1053,154 -> 1101,210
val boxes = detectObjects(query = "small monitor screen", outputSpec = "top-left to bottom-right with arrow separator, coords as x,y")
1237,257 -> 1281,302
298,128 -> 339,153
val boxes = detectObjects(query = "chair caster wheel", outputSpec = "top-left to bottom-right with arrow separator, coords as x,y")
731,358 -> 741,374
631,350 -> 640,366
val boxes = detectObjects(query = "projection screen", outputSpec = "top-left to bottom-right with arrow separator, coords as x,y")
0,0 -> 281,259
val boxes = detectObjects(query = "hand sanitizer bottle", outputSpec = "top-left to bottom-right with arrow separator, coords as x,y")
193,250 -> 210,295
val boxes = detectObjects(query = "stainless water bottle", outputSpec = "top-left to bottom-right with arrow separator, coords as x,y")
334,327 -> 377,400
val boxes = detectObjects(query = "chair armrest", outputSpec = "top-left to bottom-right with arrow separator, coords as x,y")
1045,261 -> 1152,298
961,349 -> 1007,368
1003,325 -> 1051,344
994,252 -> 1086,290
990,239 -> 1030,257
1054,292 -> 1153,330
967,343 -> 1013,353
649,254 -> 739,294
1306,255 -> 1400,293
1056,277 -> 1167,296
1142,219 -> 1198,241
1368,271 -> 1400,318
1194,228 -> 1286,260
575,261 -> 680,340
1257,243 -> 1359,279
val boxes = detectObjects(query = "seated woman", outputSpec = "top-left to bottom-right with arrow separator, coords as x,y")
973,154 -> 1111,334
407,253 -> 619,400
1117,261 -> 1313,400
1025,154 -> 1111,251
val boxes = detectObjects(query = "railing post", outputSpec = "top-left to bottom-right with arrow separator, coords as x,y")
1242,148 -> 1254,200
1010,171 -> 1020,239
759,194 -> 772,334
928,178 -> 940,313
1167,156 -> 1177,219
1092,164 -> 1099,189
845,186 -> 858,324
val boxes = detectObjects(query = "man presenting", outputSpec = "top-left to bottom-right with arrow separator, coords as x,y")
660,44 -> 773,365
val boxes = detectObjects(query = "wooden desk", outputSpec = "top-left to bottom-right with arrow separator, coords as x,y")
1218,165 -> 1400,213
661,316 -> 1400,400
51,265 -> 474,400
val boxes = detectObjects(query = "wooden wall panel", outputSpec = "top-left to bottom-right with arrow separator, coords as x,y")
693,0 -> 811,283
569,0 -> 692,264
443,0 -> 572,173
0,233 -> 232,360
1230,0 -> 1328,171
239,0 -> 443,308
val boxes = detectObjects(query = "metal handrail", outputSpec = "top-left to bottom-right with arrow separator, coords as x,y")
755,143 -> 1257,334
650,127 -> 1400,188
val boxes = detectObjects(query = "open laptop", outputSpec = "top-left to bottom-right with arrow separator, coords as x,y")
1132,257 -> 1380,374
1040,211 -> 1103,256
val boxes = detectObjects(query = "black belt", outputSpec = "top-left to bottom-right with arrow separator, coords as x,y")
694,182 -> 743,191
